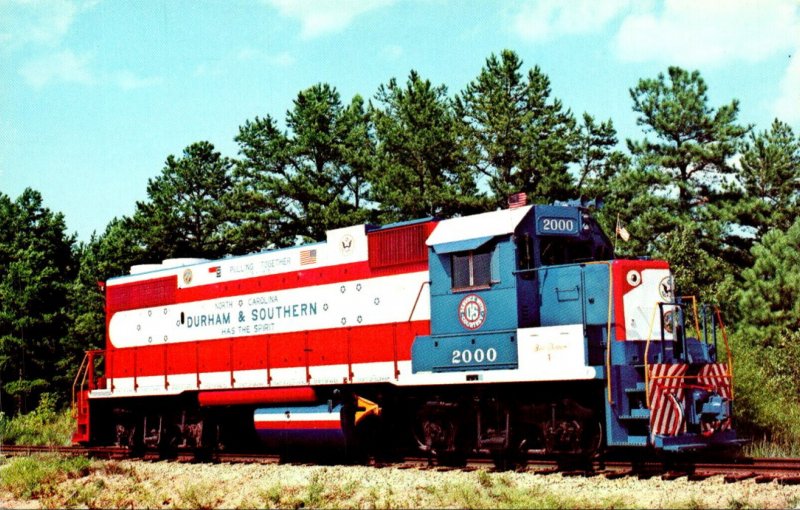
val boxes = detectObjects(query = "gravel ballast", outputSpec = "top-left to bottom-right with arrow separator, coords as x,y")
1,459 -> 798,508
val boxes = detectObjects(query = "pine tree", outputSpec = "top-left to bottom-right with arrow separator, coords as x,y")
133,141 -> 236,260
455,50 -> 577,206
68,218 -> 147,356
575,113 -> 628,197
628,66 -> 748,212
370,70 -> 483,222
0,189 -> 76,413
613,67 -> 749,300
734,119 -> 800,246
235,84 -> 372,245
732,218 -> 800,439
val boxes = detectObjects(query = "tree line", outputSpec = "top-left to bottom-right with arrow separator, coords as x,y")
2,50 -> 799,441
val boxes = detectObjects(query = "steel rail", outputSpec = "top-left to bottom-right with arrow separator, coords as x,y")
3,445 -> 800,482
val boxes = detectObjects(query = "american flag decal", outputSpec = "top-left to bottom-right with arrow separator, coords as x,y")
648,363 -> 688,440
508,191 -> 527,209
300,249 -> 317,265
697,363 -> 732,433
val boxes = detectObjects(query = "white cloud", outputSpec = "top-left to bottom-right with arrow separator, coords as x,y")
774,52 -> 800,124
19,50 -> 162,90
266,0 -> 395,39
0,0 -> 99,50
511,0 -> 634,42
614,0 -> 800,67
19,49 -> 94,88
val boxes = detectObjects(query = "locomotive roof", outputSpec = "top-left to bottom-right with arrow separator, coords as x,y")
426,205 -> 533,247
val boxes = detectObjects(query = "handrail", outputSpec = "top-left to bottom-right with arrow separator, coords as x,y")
605,262 -> 614,404
645,303 -> 735,408
523,260 -> 618,404
408,281 -> 431,322
71,352 -> 89,417
643,304 -> 659,408
649,374 -> 732,381
680,295 -> 701,340
714,306 -> 735,400
519,260 -> 616,404
647,373 -> 733,403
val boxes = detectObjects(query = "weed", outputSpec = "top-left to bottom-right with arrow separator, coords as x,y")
495,472 -> 514,487
787,495 -> 800,510
43,478 -> 104,509
0,454 -> 91,500
476,469 -> 493,488
727,496 -> 749,510
452,481 -> 491,508
261,483 -> 285,506
597,495 -> 628,509
743,436 -> 800,458
99,460 -> 134,478
686,496 -> 705,510
303,470 -> 328,508
177,482 -> 222,510
420,483 -> 437,495
488,481 -> 605,510
0,393 -> 75,447
236,496 -> 260,509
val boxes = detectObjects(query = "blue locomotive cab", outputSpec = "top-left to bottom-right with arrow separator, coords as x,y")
411,200 -> 742,456
411,202 -> 614,375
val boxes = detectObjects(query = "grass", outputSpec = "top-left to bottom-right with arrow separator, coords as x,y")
729,330 -> 800,454
743,436 -> 800,458
177,482 -> 223,510
0,459 -> 793,509
0,454 -> 91,500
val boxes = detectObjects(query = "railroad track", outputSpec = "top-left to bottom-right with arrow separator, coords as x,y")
2,444 -> 799,483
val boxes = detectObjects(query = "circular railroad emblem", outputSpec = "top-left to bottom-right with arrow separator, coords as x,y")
659,276 -> 674,300
458,294 -> 487,330
663,308 -> 676,334
182,268 -> 193,285
340,234 -> 354,255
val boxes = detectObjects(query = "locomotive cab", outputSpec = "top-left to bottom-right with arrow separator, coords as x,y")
410,201 -> 740,460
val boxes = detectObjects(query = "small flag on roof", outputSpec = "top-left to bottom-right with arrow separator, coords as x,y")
615,216 -> 631,242
508,192 -> 527,209
300,249 -> 317,265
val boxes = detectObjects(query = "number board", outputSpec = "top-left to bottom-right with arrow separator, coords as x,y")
536,216 -> 580,236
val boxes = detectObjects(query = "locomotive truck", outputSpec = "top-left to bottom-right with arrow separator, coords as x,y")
72,200 -> 740,466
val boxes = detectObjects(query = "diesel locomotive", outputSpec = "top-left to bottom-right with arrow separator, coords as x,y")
72,201 -> 740,466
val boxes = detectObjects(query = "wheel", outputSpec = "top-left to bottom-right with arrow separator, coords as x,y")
582,420 -> 604,458
492,438 -> 528,472
413,401 -> 471,466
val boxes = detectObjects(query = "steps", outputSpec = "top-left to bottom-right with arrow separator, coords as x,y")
624,382 -> 646,394
613,377 -> 650,447
619,408 -> 650,421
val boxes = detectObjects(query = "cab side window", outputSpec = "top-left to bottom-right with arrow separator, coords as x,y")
516,234 -> 535,277
452,247 -> 492,290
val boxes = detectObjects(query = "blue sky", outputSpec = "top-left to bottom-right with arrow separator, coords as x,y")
2,0 -> 799,242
